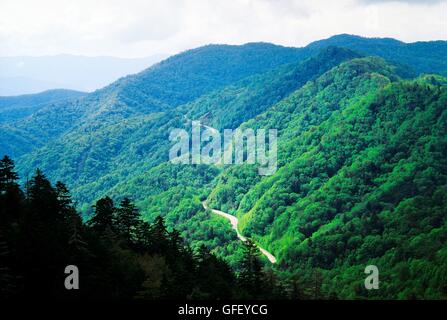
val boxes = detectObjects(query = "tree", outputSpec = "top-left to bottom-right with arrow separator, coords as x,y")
68,213 -> 89,261
238,239 -> 263,298
148,216 -> 169,254
55,181 -> 79,224
88,196 -> 115,234
115,198 -> 140,243
0,155 -> 19,192
26,169 -> 60,222
0,155 -> 22,226
312,269 -> 323,300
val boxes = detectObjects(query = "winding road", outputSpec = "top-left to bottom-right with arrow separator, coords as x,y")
202,201 -> 277,264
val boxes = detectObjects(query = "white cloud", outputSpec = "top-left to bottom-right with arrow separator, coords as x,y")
0,0 -> 446,58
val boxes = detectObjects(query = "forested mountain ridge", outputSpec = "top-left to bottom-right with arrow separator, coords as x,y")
180,46 -> 363,130
0,90 -> 87,157
207,56 -> 400,214
3,35 -> 447,159
208,61 -> 447,298
11,46 -> 360,215
304,34 -> 447,74
0,42 -> 305,160
1,35 -> 447,299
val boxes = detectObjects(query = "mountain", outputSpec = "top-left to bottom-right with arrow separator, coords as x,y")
11,46 -> 359,210
305,34 -> 447,75
1,35 -> 447,299
0,89 -> 86,123
0,43 -> 305,160
0,54 -> 166,95
3,35 -> 446,159
207,59 -> 447,298
180,46 -> 363,130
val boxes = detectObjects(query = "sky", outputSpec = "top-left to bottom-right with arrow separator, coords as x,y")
0,0 -> 447,58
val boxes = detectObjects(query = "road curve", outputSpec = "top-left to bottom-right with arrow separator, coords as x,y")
202,201 -> 277,264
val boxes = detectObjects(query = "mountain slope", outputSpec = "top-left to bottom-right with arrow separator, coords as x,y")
4,35 -> 447,159
1,43 -> 305,160
6,46 -> 367,269
10,43 -> 307,204
0,89 -> 86,123
207,57 -> 447,298
181,46 -> 362,130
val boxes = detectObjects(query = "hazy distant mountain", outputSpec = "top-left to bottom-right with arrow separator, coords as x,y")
0,54 -> 167,95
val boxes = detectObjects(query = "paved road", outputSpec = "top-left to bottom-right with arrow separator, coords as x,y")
202,201 -> 277,264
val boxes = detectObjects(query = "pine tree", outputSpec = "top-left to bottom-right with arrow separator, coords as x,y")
55,181 -> 80,226
168,229 -> 182,254
134,219 -> 152,251
0,155 -> 19,192
0,155 -> 23,226
194,244 -> 235,299
115,197 -> 140,243
26,169 -> 60,222
148,215 -> 169,253
88,196 -> 115,234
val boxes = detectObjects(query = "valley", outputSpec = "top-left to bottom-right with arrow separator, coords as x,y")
202,201 -> 277,264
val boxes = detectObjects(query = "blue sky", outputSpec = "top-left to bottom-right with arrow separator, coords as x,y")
0,0 -> 446,58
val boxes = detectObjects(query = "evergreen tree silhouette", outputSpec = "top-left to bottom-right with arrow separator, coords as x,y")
88,196 -> 115,234
0,155 -> 23,226
0,155 -> 18,190
115,197 -> 139,243
148,215 -> 169,254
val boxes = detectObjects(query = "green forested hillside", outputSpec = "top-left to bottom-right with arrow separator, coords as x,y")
13,46 -> 355,215
0,89 -> 86,123
208,59 -> 447,298
2,35 -> 447,299
0,89 -> 87,157
181,46 -> 362,130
